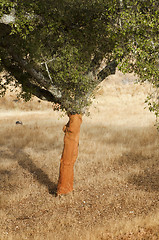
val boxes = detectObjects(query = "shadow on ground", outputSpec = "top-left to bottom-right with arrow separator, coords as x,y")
128,169 -> 159,192
116,151 -> 159,193
16,151 -> 57,195
0,149 -> 57,196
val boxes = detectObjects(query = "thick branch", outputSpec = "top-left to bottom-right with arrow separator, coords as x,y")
8,51 -> 62,99
0,53 -> 61,104
0,23 -> 62,100
88,50 -> 117,85
0,9 -> 15,24
89,52 -> 104,75
97,60 -> 117,83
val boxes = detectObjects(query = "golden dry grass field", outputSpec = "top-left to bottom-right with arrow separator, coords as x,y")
0,71 -> 159,240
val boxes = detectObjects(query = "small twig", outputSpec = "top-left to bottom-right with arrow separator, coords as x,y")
44,61 -> 53,83
41,58 -> 55,65
41,55 -> 54,83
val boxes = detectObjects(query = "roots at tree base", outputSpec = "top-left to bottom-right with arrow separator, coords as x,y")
57,114 -> 82,195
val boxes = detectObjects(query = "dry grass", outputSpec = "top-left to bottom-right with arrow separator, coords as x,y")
0,71 -> 159,240
0,89 -> 52,111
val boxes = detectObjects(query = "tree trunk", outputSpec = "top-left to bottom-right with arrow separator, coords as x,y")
57,114 -> 82,195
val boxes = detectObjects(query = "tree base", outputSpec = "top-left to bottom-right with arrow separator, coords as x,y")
57,114 -> 82,195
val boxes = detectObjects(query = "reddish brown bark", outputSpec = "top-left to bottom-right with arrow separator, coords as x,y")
57,114 -> 82,195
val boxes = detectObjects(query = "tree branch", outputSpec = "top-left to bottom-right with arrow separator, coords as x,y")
0,23 -> 62,100
97,60 -> 117,83
8,51 -> 62,99
0,9 -> 15,24
0,52 -> 61,104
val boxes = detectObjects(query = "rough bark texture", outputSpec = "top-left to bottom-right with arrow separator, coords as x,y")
57,114 -> 82,195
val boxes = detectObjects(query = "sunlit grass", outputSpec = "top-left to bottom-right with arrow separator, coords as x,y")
0,72 -> 159,239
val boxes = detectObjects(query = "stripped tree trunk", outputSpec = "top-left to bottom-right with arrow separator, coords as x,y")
57,114 -> 82,195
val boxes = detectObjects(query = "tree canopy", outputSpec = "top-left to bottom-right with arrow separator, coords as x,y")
0,0 -> 158,122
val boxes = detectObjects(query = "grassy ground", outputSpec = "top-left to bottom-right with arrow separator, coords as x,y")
0,71 -> 159,239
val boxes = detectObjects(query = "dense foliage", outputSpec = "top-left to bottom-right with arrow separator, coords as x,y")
115,0 -> 159,126
0,0 -> 158,122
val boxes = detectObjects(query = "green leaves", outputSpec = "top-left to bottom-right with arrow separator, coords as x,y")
47,44 -> 95,113
0,0 -> 15,17
114,0 -> 159,126
0,0 -> 159,122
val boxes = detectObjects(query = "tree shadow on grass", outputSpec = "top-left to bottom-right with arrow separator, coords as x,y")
16,151 -> 57,196
116,151 -> 159,193
0,150 -> 17,161
128,169 -> 159,192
